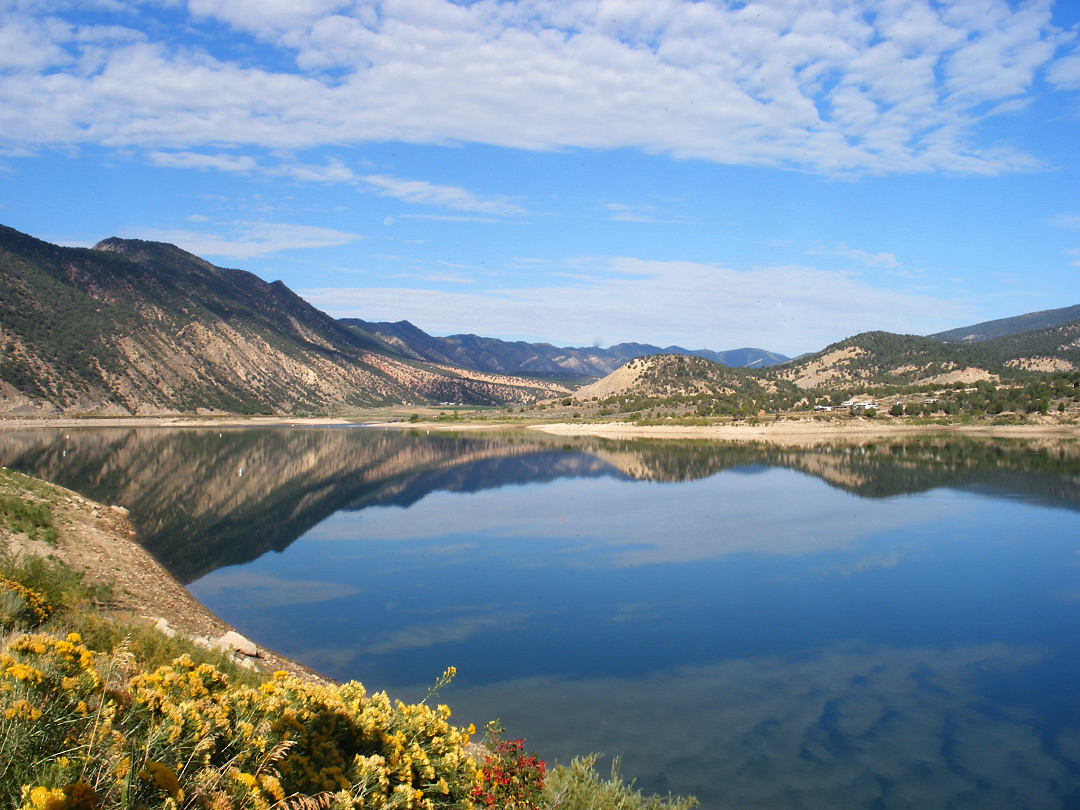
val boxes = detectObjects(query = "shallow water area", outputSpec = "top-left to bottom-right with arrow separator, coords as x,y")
2,426 -> 1079,809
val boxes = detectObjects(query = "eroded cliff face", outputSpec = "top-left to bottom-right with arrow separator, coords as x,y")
0,225 -> 569,415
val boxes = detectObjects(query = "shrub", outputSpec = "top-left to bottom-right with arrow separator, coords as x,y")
0,576 -> 52,630
472,723 -> 545,809
0,494 -> 57,545
1,635 -> 477,810
543,754 -> 698,810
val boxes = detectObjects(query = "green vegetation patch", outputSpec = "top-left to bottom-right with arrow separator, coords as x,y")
0,494 -> 57,545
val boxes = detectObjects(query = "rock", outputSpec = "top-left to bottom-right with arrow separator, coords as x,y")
153,617 -> 176,638
110,505 -> 130,516
216,630 -> 258,657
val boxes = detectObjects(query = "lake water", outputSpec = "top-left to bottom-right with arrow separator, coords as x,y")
2,426 -> 1079,809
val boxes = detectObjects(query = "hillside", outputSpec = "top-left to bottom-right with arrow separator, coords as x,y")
775,327 -> 1080,388
0,225 -> 568,415
930,304 -> 1080,343
562,323 -> 1080,420
343,318 -> 788,377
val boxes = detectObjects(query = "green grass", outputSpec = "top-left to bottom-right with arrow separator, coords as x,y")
0,494 -> 57,544
545,755 -> 698,809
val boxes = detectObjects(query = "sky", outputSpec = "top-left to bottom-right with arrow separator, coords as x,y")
2,0 -> 1080,357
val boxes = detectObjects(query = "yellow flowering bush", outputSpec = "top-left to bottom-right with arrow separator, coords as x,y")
0,576 -> 53,629
1,633 -> 478,809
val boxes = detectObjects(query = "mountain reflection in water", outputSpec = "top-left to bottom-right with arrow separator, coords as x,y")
1,426 -> 1079,809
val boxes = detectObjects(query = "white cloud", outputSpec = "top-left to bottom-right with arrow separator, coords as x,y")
1051,213 -> 1080,229
362,174 -> 526,216
273,158 -> 356,183
131,220 -> 362,258
604,203 -> 692,224
808,242 -> 902,269
0,0 -> 1074,175
148,150 -> 257,172
300,256 -> 969,354
1048,51 -> 1080,90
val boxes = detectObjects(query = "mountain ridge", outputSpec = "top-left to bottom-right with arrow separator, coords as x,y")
341,317 -> 789,377
929,304 -> 1080,343
0,225 -> 567,415
4,222 -> 1079,419
563,323 -> 1080,419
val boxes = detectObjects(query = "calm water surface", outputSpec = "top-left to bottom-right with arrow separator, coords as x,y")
2,426 -> 1079,809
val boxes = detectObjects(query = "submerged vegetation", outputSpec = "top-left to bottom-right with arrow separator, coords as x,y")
0,473 -> 696,810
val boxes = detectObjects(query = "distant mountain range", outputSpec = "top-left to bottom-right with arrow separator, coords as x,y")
341,318 -> 789,378
2,222 -> 1078,417
0,225 -> 567,416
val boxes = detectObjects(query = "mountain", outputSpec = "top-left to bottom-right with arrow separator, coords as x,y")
929,304 -> 1080,343
778,325 -> 1080,388
341,318 -> 789,377
567,321 -> 1080,419
0,225 -> 568,415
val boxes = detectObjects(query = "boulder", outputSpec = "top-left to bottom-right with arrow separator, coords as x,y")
216,630 -> 258,657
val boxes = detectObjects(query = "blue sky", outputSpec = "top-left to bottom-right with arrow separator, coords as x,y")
2,0 -> 1080,356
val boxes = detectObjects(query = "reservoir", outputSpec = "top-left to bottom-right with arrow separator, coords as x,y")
2,426 -> 1079,809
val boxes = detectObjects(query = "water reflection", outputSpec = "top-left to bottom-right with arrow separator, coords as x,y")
2,427 -> 1079,582
1,427 -> 1079,808
447,643 -> 1078,810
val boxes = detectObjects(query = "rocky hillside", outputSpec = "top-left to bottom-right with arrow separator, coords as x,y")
563,323 -> 1080,419
343,318 -> 788,377
774,327 -> 1080,389
0,225 -> 568,415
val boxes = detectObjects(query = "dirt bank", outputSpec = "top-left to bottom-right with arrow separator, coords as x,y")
1,470 -> 325,682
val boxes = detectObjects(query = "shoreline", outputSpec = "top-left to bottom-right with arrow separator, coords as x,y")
2,414 -> 1079,446
526,419 -> 1080,444
1,470 -> 326,683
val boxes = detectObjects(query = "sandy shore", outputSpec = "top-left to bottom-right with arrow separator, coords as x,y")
4,414 -> 1079,447
372,416 -> 1080,445
528,419 -> 1080,445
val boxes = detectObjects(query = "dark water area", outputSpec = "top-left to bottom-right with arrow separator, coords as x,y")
2,426 -> 1080,809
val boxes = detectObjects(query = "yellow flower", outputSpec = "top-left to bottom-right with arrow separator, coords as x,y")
20,785 -> 66,810
139,761 -> 183,800
113,757 -> 131,783
4,662 -> 44,684
5,699 -> 42,721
